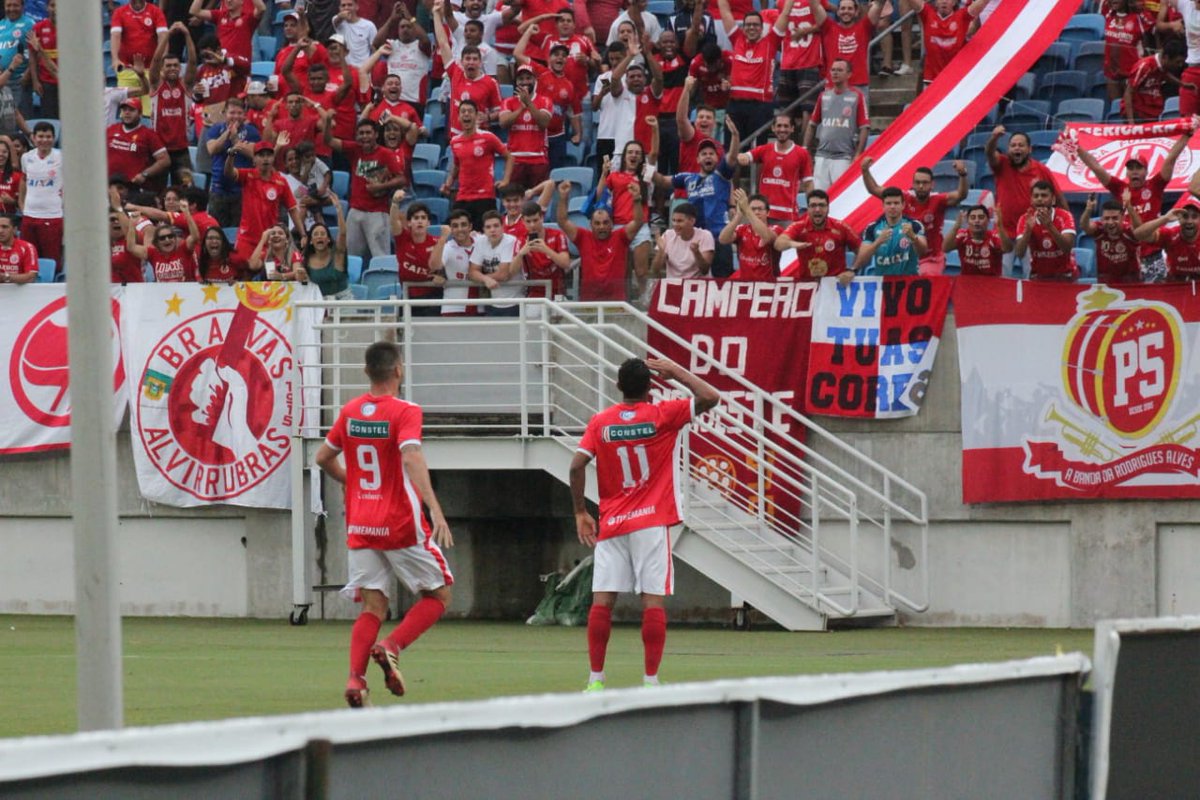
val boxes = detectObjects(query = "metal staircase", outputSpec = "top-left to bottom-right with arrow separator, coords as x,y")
291,294 -> 929,631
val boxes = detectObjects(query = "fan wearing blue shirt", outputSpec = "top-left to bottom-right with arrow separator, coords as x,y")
653,116 -> 742,277
853,186 -> 927,277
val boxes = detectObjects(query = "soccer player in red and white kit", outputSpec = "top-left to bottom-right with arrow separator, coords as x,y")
0,214 -> 37,284
861,156 -> 968,275
736,113 -> 812,224
775,189 -> 861,281
719,189 -> 781,279
944,206 -> 1002,276
316,341 -> 454,708
570,356 -> 720,691
1014,180 -> 1078,281
1082,194 -> 1143,284
1135,196 -> 1200,281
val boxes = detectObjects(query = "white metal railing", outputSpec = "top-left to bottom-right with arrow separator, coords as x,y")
291,294 -> 929,619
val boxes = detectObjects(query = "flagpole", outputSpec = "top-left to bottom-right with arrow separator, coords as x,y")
61,3 -> 123,730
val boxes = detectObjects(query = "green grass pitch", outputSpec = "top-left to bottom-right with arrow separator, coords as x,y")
0,615 -> 1094,739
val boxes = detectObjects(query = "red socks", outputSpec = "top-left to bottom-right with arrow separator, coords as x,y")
349,612 -> 382,677
383,596 -> 447,652
587,604 -> 613,672
642,607 -> 667,678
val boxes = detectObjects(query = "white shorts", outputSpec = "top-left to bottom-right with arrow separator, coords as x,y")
593,525 -> 673,596
341,543 -> 453,602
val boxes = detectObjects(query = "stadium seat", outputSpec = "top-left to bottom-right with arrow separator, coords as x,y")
416,197 -> 449,224
1027,129 -> 1060,162
348,283 -> 369,299
36,258 -> 55,283
932,160 -> 975,193
1072,41 -> 1104,75
423,107 -> 446,141
944,247 -> 961,275
331,170 -> 350,199
1010,72 -> 1037,102
1074,247 -> 1096,279
500,84 -> 515,99
1033,43 -> 1071,76
411,143 -> 441,172
550,167 -> 593,199
1061,13 -> 1105,44
223,227 -> 239,246
999,100 -> 1052,133
411,169 -> 447,198
347,254 -> 364,284
250,61 -> 275,81
192,172 -> 208,190
1035,71 -> 1088,107
1056,97 -> 1105,123
1161,96 -> 1181,120
1086,71 -> 1109,102
254,35 -> 277,62
1106,98 -> 1124,122
369,281 -> 405,300
362,256 -> 399,294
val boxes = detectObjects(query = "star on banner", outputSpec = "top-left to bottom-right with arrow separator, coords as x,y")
165,293 -> 184,316
201,284 -> 221,304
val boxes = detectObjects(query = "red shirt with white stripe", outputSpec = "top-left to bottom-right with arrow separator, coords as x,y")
1103,10 -> 1146,79
147,246 -> 198,282
325,394 -> 434,551
578,397 -> 695,540
446,62 -> 502,135
903,191 -> 951,255
105,123 -> 167,182
954,229 -> 1003,276
1127,54 -> 1171,120
449,130 -> 508,201
749,142 -> 812,221
819,16 -> 873,85
731,222 -> 782,280
111,2 -> 167,65
394,230 -> 438,299
501,93 -> 553,164
1016,207 -> 1077,280
152,80 -> 192,151
728,28 -> 780,102
763,4 -> 822,71
0,239 -> 38,277
531,63 -> 582,138
1094,222 -> 1142,283
235,168 -> 297,246
1158,224 -> 1200,280
210,5 -> 262,62
919,6 -> 972,81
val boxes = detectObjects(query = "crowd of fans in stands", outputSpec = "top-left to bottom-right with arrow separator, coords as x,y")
0,0 -> 1191,302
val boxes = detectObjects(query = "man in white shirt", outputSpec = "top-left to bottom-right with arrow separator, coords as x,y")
591,41 -> 638,176
332,0 -> 378,66
606,0 -> 663,46
468,210 -> 523,316
431,207 -> 479,316
20,120 -> 64,274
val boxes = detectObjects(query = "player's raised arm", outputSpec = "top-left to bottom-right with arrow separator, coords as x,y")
646,356 -> 720,414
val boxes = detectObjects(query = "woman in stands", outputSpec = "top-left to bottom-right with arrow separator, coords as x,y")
0,136 -> 23,216
600,120 -> 659,303
196,226 -> 252,283
250,225 -> 308,282
126,205 -> 200,283
303,200 -> 351,298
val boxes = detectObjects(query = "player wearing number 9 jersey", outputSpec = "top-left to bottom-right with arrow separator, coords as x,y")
570,356 -> 720,691
316,341 -> 454,708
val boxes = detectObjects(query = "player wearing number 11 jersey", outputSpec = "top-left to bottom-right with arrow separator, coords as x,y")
316,341 -> 454,708
570,357 -> 720,691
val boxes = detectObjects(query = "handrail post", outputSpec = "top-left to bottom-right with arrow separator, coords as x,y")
518,303 -> 529,437
541,300 -> 551,438
882,474 -> 893,608
401,302 -> 413,400
754,393 -> 766,527
848,496 -> 859,613
811,474 -> 820,605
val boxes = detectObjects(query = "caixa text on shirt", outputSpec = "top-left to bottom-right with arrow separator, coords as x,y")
655,279 -> 815,319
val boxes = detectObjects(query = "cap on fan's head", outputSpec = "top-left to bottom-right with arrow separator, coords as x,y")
119,98 -> 140,111
1124,157 -> 1146,169
328,33 -> 347,48
254,141 -> 276,154
696,137 -> 720,153
246,80 -> 268,96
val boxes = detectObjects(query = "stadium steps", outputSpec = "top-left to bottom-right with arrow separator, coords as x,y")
869,69 -> 922,134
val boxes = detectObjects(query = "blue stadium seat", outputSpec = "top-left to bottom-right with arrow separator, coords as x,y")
1035,71 -> 1088,107
331,170 -> 350,199
1161,96 -> 1181,120
1010,72 -> 1037,102
1074,247 -> 1096,279
411,143 -> 441,172
1056,97 -> 1105,123
1061,14 -> 1105,44
411,169 -> 447,198
549,167 -> 593,199
1028,130 -> 1059,162
500,84 -> 515,100
192,172 -> 208,190
250,61 -> 275,81
1106,98 -> 1124,121
417,197 -> 450,224
999,100 -> 1052,133
1033,43 -> 1071,76
37,258 -> 55,283
1072,41 -> 1105,75
1086,71 -> 1109,102
348,283 -> 369,299
362,256 -> 399,295
932,160 -> 975,194
223,227 -> 240,246
369,281 -> 405,300
347,254 -> 364,284
254,35 -> 277,62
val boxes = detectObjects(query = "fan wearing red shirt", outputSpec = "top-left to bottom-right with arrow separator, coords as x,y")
555,178 -> 643,301
718,0 -> 790,147
1083,196 -> 1143,284
1124,42 -> 1188,122
569,356 -> 720,692
500,66 -> 554,189
188,0 -> 265,62
1134,197 -> 1200,281
326,116 -> 408,262
512,201 -> 571,298
149,25 -> 198,186
444,100 -> 513,229
127,214 -> 201,283
1103,0 -> 1148,101
774,189 -> 862,281
1014,181 -> 1078,281
676,78 -> 725,182
649,30 -> 689,175
525,47 -> 584,169
107,99 -> 171,191
273,18 -> 331,99
902,0 -> 985,83
0,214 -> 37,284
389,193 -> 442,313
109,211 -> 145,283
280,45 -> 354,160
110,0 -> 167,106
719,190 -> 781,280
944,206 -> 1003,276
736,113 -> 813,223
265,92 -> 321,162
861,157 -> 969,275
0,141 -> 22,216
225,140 -> 305,260
29,1 -> 59,119
193,36 -> 252,130
811,0 -> 882,89
315,341 -> 454,709
687,45 -> 731,111
435,0 -> 502,134
986,126 -> 1067,276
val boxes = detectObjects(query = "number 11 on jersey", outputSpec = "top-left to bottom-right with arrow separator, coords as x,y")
616,444 -> 650,489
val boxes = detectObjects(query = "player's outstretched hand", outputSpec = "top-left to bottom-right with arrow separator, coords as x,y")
576,510 -> 597,547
